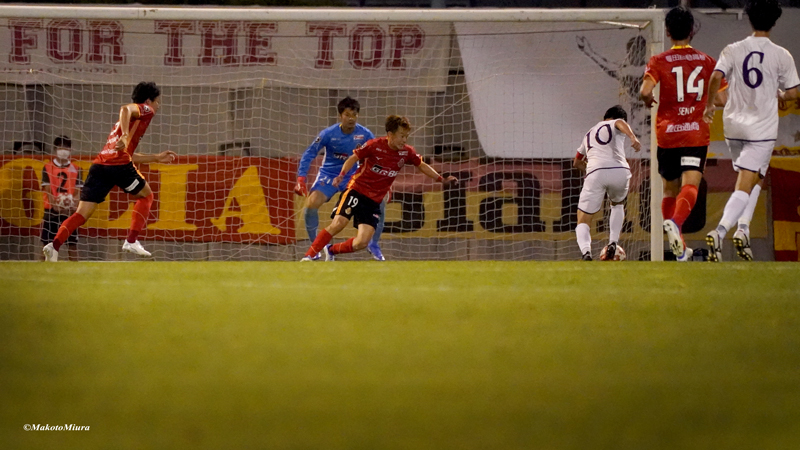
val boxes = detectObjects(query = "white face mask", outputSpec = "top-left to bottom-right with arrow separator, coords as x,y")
56,149 -> 71,161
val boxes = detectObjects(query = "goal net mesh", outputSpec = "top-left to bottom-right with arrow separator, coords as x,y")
0,8 -> 658,261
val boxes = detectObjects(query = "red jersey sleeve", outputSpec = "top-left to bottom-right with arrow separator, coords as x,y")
407,147 -> 422,166
354,140 -> 375,160
643,55 -> 663,84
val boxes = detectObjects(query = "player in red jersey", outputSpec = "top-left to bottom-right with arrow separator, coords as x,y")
301,115 -> 458,261
640,6 -> 726,261
43,82 -> 176,262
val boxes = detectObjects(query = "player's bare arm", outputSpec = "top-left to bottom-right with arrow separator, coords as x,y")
703,71 -> 725,123
614,119 -> 641,152
417,162 -> 458,187
332,154 -> 360,186
114,104 -> 141,152
572,155 -> 587,172
132,150 -> 177,164
639,76 -> 657,107
779,87 -> 799,102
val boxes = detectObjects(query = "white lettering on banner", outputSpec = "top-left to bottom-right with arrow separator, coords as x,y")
0,19 -> 450,90
666,122 -> 701,133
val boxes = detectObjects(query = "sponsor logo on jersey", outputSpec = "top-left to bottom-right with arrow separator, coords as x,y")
665,122 -> 701,133
371,164 -> 398,177
354,135 -> 365,141
333,152 -> 349,160
398,151 -> 408,156
665,53 -> 706,63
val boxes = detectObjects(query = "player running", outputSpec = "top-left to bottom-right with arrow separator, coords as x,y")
703,0 -> 799,262
640,6 -> 724,262
300,115 -> 457,261
573,105 -> 641,261
295,97 -> 388,261
42,82 -> 176,262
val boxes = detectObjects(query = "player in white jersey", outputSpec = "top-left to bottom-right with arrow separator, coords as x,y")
703,0 -> 799,262
573,105 -> 641,260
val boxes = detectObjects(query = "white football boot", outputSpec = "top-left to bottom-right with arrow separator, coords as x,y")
663,219 -> 686,259
732,229 -> 753,261
122,240 -> 152,257
323,244 -> 335,262
705,230 -> 722,262
43,243 -> 58,262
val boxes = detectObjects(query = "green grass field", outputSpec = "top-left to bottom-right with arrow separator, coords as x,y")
2,261 -> 800,450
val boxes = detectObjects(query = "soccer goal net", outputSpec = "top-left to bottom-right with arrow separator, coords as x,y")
0,6 -> 664,261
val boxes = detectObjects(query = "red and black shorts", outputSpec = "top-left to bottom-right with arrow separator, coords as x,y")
331,189 -> 381,229
657,146 -> 708,181
81,162 -> 146,204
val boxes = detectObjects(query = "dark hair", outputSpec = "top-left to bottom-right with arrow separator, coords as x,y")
337,96 -> 361,115
385,115 -> 411,134
604,105 -> 627,121
53,135 -> 71,149
746,0 -> 782,32
665,6 -> 694,41
131,82 -> 161,104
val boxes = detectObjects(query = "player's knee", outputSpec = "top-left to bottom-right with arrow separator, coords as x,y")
352,238 -> 370,250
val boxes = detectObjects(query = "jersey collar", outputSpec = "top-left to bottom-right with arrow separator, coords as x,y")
670,44 -> 693,50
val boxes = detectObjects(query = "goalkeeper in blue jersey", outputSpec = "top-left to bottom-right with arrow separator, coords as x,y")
294,96 -> 387,260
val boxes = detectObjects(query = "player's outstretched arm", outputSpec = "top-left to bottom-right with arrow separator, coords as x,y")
417,162 -> 458,187
332,154 -> 360,187
132,150 -> 177,164
615,120 -> 641,152
704,71 -> 724,124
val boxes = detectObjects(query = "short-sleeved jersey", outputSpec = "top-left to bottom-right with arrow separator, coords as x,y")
715,36 -> 800,141
298,123 -> 375,179
644,46 -> 719,148
576,119 -> 631,175
41,160 -> 83,209
94,104 -> 156,166
348,137 -> 423,203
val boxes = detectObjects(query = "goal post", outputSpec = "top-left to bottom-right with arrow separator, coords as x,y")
0,6 -> 664,261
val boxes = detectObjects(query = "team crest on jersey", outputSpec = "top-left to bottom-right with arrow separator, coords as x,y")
397,159 -> 405,168
143,105 -> 151,113
314,136 -> 321,143
345,207 -> 352,215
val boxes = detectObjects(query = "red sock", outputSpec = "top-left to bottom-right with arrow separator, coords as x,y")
672,184 -> 698,227
53,213 -> 86,251
305,229 -> 332,257
330,238 -> 355,255
127,193 -> 153,243
662,197 -> 676,220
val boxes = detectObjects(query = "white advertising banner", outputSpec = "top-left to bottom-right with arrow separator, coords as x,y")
0,18 -> 450,90
457,9 -> 800,159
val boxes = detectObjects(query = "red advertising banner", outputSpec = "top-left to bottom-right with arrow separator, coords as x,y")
0,155 -> 297,244
770,158 -> 800,261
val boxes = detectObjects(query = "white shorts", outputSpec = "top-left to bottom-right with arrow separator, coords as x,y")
726,139 -> 773,177
578,168 -> 631,214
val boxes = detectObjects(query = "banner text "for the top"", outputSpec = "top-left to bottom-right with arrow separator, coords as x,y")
8,20 -> 426,69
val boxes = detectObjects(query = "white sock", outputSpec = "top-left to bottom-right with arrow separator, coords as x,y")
609,204 -> 624,244
576,223 -> 591,255
718,190 -> 750,239
737,184 -> 761,232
